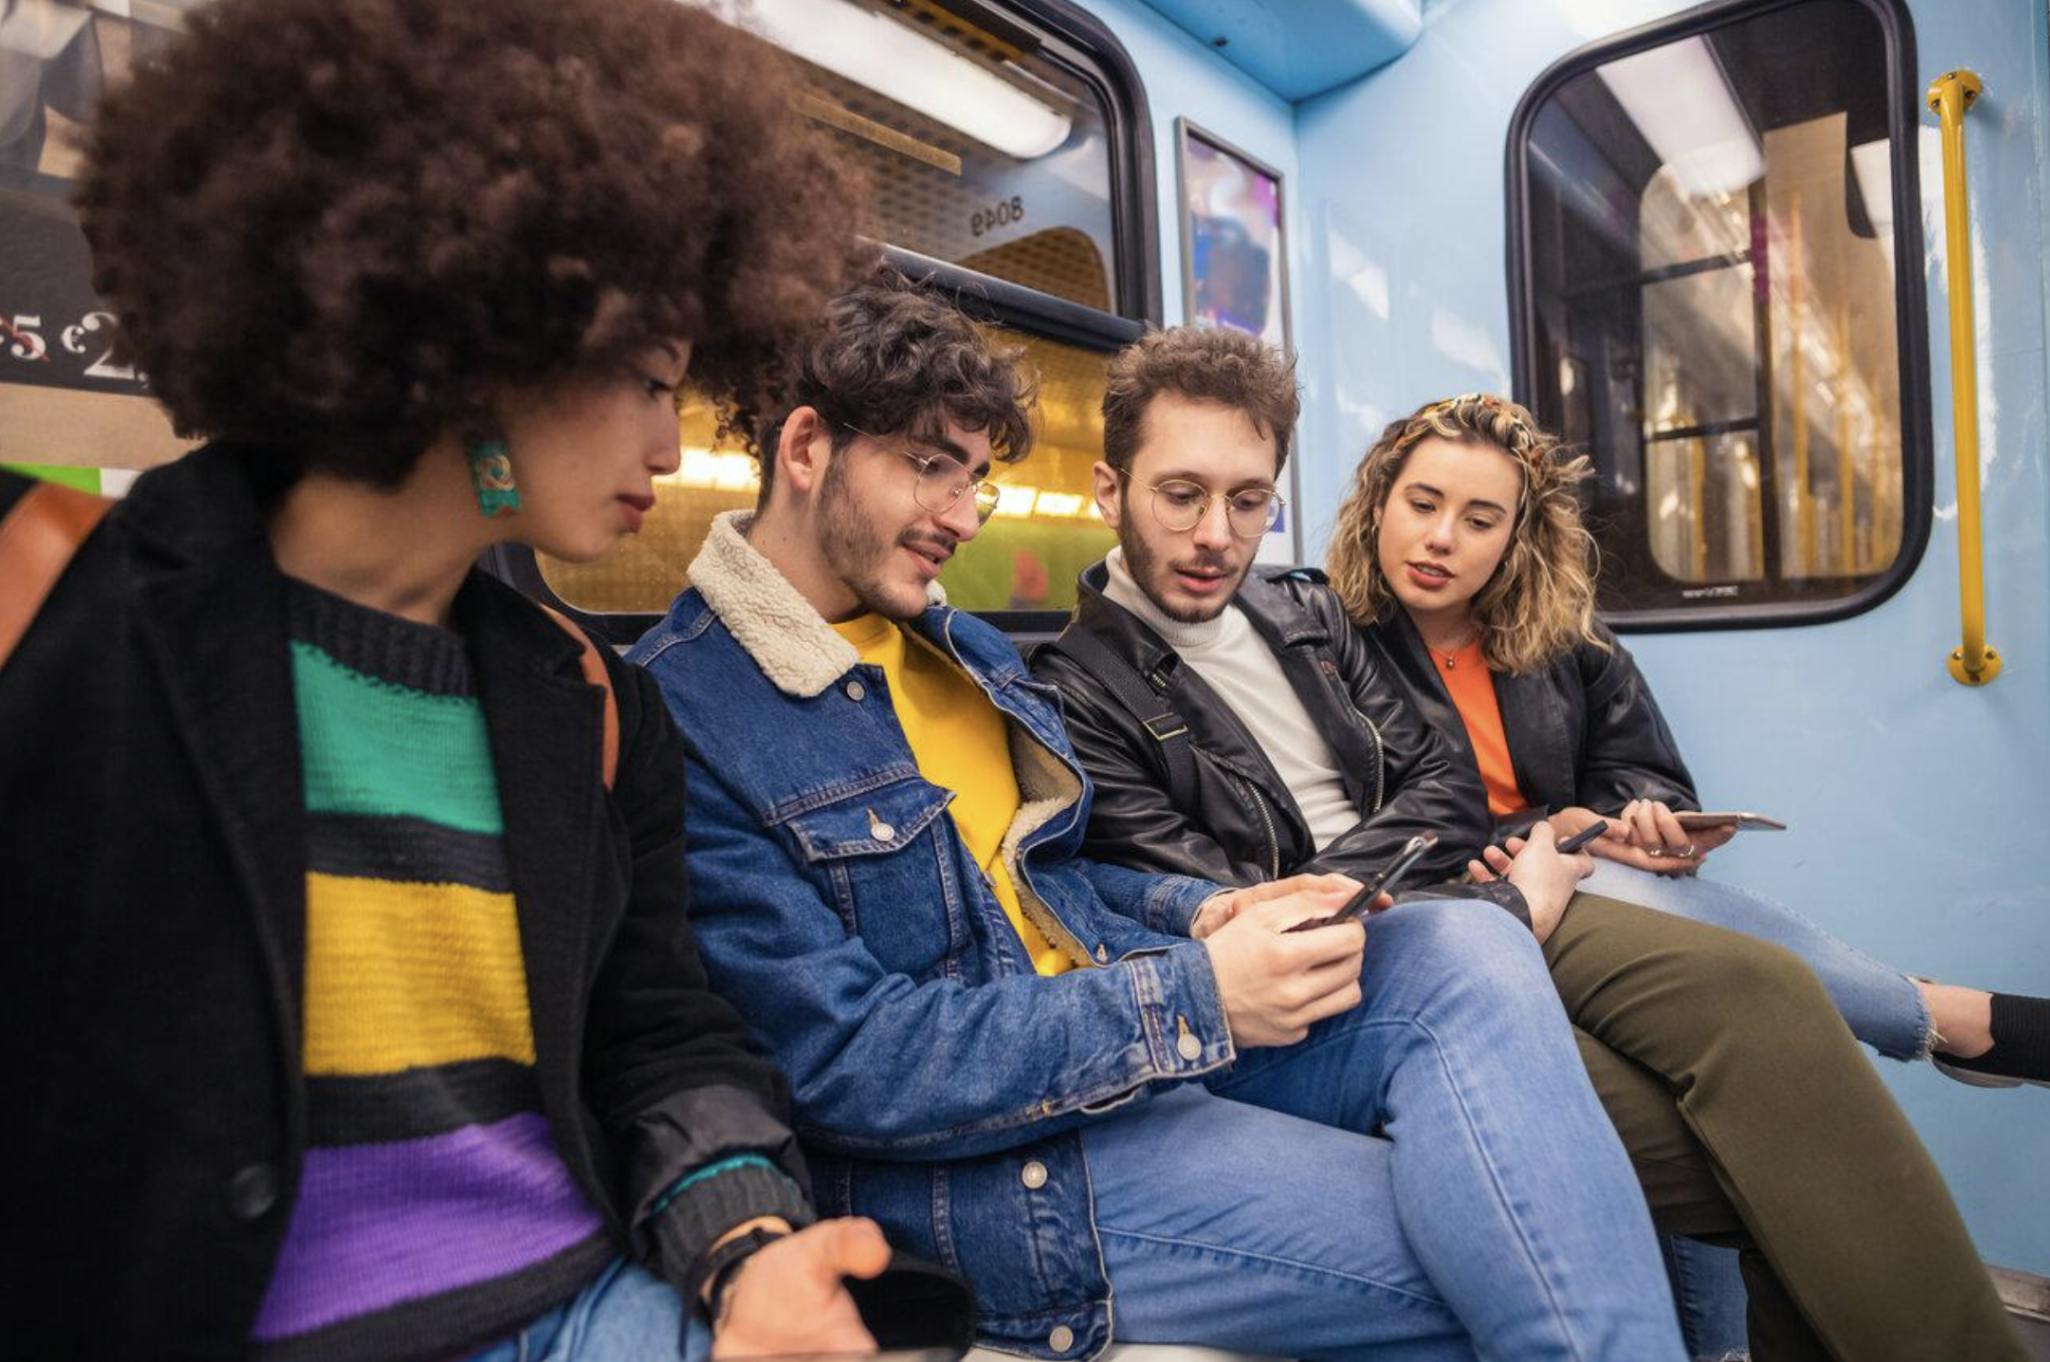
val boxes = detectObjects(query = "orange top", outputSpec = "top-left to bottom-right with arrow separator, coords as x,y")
1432,640 -> 1529,817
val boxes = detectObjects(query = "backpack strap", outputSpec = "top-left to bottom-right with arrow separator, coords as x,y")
0,479 -> 114,673
537,603 -> 620,792
1045,623 -> 1200,812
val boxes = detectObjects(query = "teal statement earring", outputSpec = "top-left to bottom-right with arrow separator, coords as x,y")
466,436 -> 521,517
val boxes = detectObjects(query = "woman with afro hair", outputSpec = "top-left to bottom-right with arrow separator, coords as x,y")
0,1 -> 917,1359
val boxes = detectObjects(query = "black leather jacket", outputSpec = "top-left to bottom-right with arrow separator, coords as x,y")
1034,562 -> 1527,923
1364,612 -> 1700,840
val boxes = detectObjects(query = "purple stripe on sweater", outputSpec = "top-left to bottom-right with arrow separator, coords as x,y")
251,1111 -> 606,1342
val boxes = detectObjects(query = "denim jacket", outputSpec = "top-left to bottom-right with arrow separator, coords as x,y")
629,513 -> 1229,1358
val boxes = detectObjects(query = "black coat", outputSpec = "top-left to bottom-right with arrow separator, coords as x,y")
1363,612 -> 1700,840
1033,563 -> 1524,921
0,449 -> 807,1358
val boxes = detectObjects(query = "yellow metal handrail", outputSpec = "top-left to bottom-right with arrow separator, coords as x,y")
1927,69 -> 2002,685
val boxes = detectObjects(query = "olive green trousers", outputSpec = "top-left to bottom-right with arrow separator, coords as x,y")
1551,893 -> 2022,1362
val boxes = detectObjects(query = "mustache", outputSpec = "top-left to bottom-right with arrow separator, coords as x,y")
1172,551 -> 1236,573
900,529 -> 958,557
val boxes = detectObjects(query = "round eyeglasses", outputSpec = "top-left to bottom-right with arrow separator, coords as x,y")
1124,471 -> 1284,540
845,425 -> 1003,525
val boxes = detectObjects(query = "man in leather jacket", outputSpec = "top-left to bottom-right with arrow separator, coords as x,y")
1032,323 -> 2027,1362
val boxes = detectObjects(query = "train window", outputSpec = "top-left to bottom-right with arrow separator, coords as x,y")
1507,0 -> 1931,627
536,327 -> 1115,616
522,0 -> 1155,638
752,0 -> 1121,312
1,0 -> 193,480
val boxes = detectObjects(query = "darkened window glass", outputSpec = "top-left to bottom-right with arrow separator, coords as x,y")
1510,0 -> 1929,626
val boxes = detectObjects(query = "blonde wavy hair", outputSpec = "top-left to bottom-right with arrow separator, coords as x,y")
1325,393 -> 1605,674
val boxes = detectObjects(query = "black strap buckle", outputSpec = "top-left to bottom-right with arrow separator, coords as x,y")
1141,712 -> 1189,743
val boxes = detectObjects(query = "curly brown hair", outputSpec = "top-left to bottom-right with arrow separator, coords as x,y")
1325,393 -> 1606,674
76,0 -> 872,486
1101,326 -> 1299,474
761,270 -> 1036,501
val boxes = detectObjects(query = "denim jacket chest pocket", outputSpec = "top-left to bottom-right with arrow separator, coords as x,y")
780,777 -> 965,978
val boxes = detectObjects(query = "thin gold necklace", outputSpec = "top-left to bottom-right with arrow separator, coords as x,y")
1430,628 -> 1480,669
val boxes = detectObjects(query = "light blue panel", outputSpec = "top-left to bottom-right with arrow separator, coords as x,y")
1289,0 -> 2050,1271
1131,0 -> 1422,100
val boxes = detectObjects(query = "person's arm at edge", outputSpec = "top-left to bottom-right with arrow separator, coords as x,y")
578,658 -> 824,1307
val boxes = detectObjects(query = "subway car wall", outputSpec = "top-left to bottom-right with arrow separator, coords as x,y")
1,0 -> 2042,1292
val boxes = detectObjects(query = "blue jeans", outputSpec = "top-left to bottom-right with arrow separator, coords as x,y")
1082,900 -> 1687,1362
465,1259 -> 707,1362
1581,862 -> 1934,1064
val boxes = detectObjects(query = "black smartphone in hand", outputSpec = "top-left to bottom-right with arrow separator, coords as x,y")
1286,833 -> 1439,933
1555,820 -> 1608,854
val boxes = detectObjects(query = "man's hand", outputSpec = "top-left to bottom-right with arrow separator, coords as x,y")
1467,821 -> 1591,944
709,1218 -> 890,1358
1191,872 -> 1369,939
1203,879 -> 1367,1049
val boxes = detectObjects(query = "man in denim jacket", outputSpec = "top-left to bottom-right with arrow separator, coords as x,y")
630,276 -> 1692,1362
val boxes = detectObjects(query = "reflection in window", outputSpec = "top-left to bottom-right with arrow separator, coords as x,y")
744,0 -> 1118,312
1,0 -> 194,474
538,329 -> 1113,615
1517,0 -> 1916,617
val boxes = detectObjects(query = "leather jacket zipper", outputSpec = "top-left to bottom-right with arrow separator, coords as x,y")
1355,704 -> 1387,814
1228,770 -> 1282,880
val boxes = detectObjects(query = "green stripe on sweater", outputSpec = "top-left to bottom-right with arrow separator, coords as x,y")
291,641 -> 504,835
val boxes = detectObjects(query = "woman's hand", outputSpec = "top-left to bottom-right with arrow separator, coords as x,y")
1600,799 -> 1733,876
709,1219 -> 889,1359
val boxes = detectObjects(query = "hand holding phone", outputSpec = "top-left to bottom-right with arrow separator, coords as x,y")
1554,820 -> 1609,854
1286,833 -> 1438,932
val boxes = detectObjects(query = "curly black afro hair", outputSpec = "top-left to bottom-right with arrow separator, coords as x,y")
77,0 -> 873,485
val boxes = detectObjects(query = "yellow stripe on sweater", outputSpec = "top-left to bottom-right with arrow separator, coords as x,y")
304,872 -> 535,1075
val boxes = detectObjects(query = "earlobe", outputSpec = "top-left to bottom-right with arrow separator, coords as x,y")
778,406 -> 828,497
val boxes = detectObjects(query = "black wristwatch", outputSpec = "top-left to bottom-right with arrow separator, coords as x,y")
699,1224 -> 789,1326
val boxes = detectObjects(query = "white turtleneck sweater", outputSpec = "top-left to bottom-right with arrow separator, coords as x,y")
1101,548 -> 1359,852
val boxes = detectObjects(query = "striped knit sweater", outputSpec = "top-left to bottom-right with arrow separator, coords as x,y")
251,581 -> 610,1361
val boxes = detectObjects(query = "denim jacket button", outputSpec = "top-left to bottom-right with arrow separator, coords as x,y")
1093,944 -> 1108,964
1020,1159 -> 1048,1190
1176,1030 -> 1203,1062
1048,1326 -> 1075,1353
870,821 -> 896,843
844,680 -> 866,702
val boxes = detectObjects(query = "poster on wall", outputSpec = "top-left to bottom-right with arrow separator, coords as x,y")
1177,118 -> 1289,350
1175,117 -> 1297,559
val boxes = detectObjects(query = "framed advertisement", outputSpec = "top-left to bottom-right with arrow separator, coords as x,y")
1174,117 -> 1296,558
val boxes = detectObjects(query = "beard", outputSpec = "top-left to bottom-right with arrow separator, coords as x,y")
1117,497 -> 1247,624
818,456 -> 939,621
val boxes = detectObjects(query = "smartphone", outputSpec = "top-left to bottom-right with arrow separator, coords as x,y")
1672,811 -> 1787,832
1286,833 -> 1439,932
1555,820 -> 1609,854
